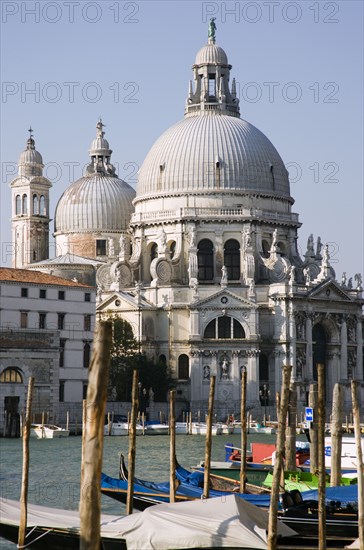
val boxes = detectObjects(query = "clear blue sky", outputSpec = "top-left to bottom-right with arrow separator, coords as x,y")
1,0 -> 363,279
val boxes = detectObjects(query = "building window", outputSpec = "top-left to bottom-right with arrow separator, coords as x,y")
96,239 -> 106,256
84,314 -> 91,332
22,194 -> 28,214
60,339 -> 66,368
204,316 -> 245,339
0,368 -> 23,384
224,239 -> 240,280
21,287 -> 28,298
39,195 -> 46,215
20,311 -> 28,328
58,313 -> 65,330
178,354 -> 189,380
39,313 -> 46,329
83,384 -> 88,399
58,290 -> 65,300
39,289 -> 46,299
33,194 -> 39,215
15,195 -> 21,215
198,239 -> 214,281
59,381 -> 65,402
84,293 -> 91,302
83,341 -> 91,369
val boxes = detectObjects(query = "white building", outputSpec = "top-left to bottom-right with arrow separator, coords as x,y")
0,268 -> 95,435
7,25 -> 363,420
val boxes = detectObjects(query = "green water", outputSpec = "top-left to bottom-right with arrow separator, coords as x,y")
0,433 -> 278,549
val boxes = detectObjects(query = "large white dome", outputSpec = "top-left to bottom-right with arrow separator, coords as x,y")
135,114 -> 291,204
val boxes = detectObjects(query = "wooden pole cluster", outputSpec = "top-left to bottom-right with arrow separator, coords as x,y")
169,390 -> 176,503
267,364 -> 292,550
79,321 -> 112,550
203,375 -> 216,499
126,370 -> 139,515
351,380 -> 364,548
18,376 -> 34,549
239,367 -> 247,493
330,383 -> 343,486
317,363 -> 326,550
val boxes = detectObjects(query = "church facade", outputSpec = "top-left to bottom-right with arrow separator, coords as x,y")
9,27 -> 363,419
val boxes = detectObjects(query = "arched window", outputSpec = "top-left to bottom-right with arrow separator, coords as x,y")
83,341 -> 91,369
22,194 -> 28,214
224,239 -> 240,280
198,239 -> 214,281
15,195 -> 21,215
39,195 -> 46,215
204,316 -> 245,339
150,243 -> 158,261
0,368 -> 23,383
178,354 -> 189,380
159,354 -> 167,365
33,194 -> 39,215
169,241 -> 176,259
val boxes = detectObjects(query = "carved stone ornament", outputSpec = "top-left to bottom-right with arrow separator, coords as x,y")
96,264 -> 112,290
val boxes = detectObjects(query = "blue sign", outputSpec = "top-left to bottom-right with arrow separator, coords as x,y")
305,407 -> 313,422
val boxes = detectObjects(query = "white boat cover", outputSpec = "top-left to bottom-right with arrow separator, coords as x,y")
0,495 -> 296,549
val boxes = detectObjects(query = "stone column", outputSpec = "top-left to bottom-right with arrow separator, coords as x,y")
190,351 -> 202,402
340,318 -> 347,380
232,350 -> 241,402
247,349 -> 260,402
288,301 -> 296,379
356,317 -> 363,380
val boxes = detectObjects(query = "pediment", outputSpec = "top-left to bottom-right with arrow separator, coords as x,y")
97,291 -> 153,312
191,289 -> 257,310
308,280 -> 353,302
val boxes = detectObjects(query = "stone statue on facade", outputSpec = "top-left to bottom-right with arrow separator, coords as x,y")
244,227 -> 252,249
108,237 -> 115,257
354,273 -> 363,290
306,234 -> 315,256
316,236 -> 322,257
348,277 -> 353,289
303,266 -> 311,284
189,226 -> 197,248
341,272 -> 347,286
221,359 -> 229,380
322,243 -> 330,266
288,264 -> 296,284
221,265 -> 228,286
203,365 -> 210,380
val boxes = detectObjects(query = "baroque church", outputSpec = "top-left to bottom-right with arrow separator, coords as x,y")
10,25 -> 363,418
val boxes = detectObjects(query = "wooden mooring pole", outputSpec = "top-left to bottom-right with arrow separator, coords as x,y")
308,383 -> 318,473
285,381 -> 297,471
126,370 -> 139,515
351,380 -> 364,548
267,365 -> 291,550
18,376 -> 34,549
203,375 -> 216,499
317,363 -> 326,550
239,366 -> 247,493
330,383 -> 343,487
169,389 -> 176,503
79,322 -> 112,550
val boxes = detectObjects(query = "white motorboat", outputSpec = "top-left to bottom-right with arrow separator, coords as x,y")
144,421 -> 170,435
190,422 -> 222,435
104,421 -> 144,436
30,424 -> 69,439
324,436 -> 364,469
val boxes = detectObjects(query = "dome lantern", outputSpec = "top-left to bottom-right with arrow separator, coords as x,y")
86,118 -> 117,177
185,19 -> 239,118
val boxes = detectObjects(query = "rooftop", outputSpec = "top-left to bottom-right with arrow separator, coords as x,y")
0,267 -> 93,288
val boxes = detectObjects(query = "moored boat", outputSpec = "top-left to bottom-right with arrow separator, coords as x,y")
30,424 -> 69,439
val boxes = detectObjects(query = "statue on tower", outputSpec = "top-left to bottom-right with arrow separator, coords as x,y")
208,18 -> 217,43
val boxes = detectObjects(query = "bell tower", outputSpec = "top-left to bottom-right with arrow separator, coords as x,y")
10,129 -> 52,268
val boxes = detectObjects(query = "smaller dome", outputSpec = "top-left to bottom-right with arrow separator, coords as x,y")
18,137 -> 43,166
195,43 -> 228,66
90,136 -> 110,153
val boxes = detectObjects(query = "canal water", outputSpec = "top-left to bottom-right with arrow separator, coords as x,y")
0,433 -> 278,549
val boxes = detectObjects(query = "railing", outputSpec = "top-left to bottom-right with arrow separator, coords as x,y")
131,207 -> 299,224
